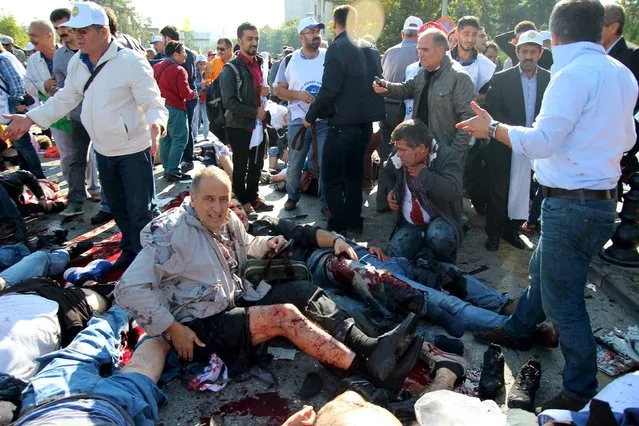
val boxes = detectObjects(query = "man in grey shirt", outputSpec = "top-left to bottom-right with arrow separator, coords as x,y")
377,16 -> 422,211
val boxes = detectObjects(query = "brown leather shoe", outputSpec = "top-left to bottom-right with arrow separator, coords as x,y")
535,392 -> 589,414
533,323 -> 559,348
474,326 -> 533,351
500,298 -> 519,316
252,197 -> 274,212
284,199 -> 297,211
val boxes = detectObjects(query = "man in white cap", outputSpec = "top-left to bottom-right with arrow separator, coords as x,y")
273,16 -> 328,213
376,15 -> 422,209
0,36 -> 27,66
24,42 -> 35,57
540,30 -> 551,49
151,35 -> 165,59
1,1 -> 168,270
481,30 -> 550,252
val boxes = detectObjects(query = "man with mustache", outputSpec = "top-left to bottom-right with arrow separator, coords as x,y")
482,30 -> 550,252
273,17 -> 328,214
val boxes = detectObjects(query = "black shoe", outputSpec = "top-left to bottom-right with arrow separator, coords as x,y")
508,359 -> 542,412
379,335 -> 424,394
165,173 -> 192,183
90,210 -> 113,225
387,396 -> 420,423
485,236 -> 500,251
502,232 -> 526,249
474,326 -> 533,351
339,376 -> 394,405
366,313 -> 419,383
298,372 -> 324,399
112,252 -> 135,270
478,343 -> 505,400
180,161 -> 194,172
535,392 -> 590,414
66,240 -> 94,260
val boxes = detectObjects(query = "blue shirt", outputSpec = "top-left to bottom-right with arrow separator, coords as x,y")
509,42 -> 638,190
0,51 -> 26,113
519,65 -> 537,127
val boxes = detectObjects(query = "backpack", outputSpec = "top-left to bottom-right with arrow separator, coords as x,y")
206,62 -> 241,136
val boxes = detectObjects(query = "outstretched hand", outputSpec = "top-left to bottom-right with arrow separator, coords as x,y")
455,101 -> 492,139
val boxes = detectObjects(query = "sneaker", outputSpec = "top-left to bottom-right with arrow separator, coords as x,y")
165,173 -> 192,183
63,259 -> 113,285
478,343 -> 505,399
252,197 -> 274,212
508,359 -> 542,412
284,199 -> 297,211
420,341 -> 468,381
535,392 -> 590,414
60,202 -> 84,217
180,161 -> 194,172
65,240 -> 94,260
243,203 -> 258,221
90,210 -> 113,225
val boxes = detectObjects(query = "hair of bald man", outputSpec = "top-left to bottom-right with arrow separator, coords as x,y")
314,391 -> 402,426
192,166 -> 232,194
419,28 -> 449,50
29,19 -> 55,35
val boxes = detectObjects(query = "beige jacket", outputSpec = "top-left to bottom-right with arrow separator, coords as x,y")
115,198 -> 271,336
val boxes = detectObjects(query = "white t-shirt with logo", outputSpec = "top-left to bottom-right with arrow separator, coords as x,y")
275,48 -> 326,123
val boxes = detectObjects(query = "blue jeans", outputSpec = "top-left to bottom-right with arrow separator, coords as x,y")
160,105 -> 189,175
20,306 -> 166,425
182,98 -> 198,163
387,218 -> 458,262
505,197 -> 617,399
95,149 -> 157,255
0,245 -> 69,286
308,247 -> 508,337
196,101 -> 209,138
286,121 -> 328,209
322,124 -> 372,231
14,132 -> 45,179
89,146 -> 111,214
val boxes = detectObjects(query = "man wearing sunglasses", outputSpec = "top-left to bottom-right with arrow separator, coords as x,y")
1,1 -> 168,270
205,38 -> 233,84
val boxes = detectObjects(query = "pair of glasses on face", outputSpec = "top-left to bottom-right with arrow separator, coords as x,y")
217,47 -> 226,52
68,25 -> 102,36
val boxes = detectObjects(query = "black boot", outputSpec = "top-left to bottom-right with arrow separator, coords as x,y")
365,313 -> 418,383
508,359 -> 541,412
377,335 -> 424,394
339,375 -> 394,405
478,343 -> 505,400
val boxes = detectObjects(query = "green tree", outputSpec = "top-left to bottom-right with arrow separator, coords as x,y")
0,14 -> 29,48
259,19 -> 301,55
93,0 -> 151,44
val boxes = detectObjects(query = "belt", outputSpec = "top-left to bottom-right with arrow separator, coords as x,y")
542,186 -> 617,200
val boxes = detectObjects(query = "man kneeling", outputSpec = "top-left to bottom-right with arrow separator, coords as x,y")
116,166 -> 421,390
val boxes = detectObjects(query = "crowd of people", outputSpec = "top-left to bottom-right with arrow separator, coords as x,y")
0,0 -> 638,424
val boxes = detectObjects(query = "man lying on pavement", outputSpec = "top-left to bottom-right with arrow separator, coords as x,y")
115,166 -> 422,396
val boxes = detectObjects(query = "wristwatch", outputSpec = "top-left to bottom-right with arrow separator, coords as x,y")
488,120 -> 500,139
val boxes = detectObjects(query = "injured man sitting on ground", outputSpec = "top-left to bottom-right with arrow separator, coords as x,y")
116,166 -> 426,396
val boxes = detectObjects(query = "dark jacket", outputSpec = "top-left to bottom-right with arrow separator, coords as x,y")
384,55 -> 475,152
219,55 -> 264,130
609,36 -> 639,160
484,65 -> 550,127
0,170 -> 44,202
495,31 -> 554,70
381,142 -> 464,249
306,32 -> 385,125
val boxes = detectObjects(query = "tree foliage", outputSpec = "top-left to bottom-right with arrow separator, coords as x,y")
0,14 -> 29,48
93,0 -> 151,44
259,19 -> 302,55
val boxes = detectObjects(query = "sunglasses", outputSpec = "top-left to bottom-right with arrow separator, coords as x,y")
217,47 -> 226,51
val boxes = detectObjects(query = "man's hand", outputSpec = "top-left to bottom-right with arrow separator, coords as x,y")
372,79 -> 389,95
406,162 -> 427,177
1,114 -> 35,141
150,124 -> 161,157
334,238 -> 358,261
302,119 -> 312,129
260,85 -> 270,97
44,77 -> 57,93
267,235 -> 287,253
296,90 -> 315,104
257,107 -> 267,120
387,190 -> 399,212
282,405 -> 316,426
368,246 -> 388,262
166,321 -> 205,361
456,101 -> 492,139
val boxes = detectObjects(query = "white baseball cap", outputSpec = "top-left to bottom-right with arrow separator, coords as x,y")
540,30 -> 551,41
0,35 -> 13,45
25,42 -> 35,51
297,17 -> 325,35
196,54 -> 207,63
151,35 -> 163,44
61,2 -> 108,28
516,30 -> 544,47
403,16 -> 423,32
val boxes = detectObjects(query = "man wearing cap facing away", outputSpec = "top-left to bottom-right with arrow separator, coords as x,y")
1,1 -> 168,270
482,30 -> 550,252
273,17 -> 328,214
151,35 -> 165,60
376,15 -> 422,211
0,36 -> 27,67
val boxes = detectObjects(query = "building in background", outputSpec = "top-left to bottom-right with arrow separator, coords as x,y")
285,0 -> 314,21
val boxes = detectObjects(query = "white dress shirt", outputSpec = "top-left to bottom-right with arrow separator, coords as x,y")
509,42 -> 638,190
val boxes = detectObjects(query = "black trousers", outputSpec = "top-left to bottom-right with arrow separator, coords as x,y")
377,102 -> 404,208
485,139 -> 518,238
226,127 -> 266,205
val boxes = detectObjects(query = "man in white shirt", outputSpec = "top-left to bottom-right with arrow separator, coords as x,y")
274,17 -> 328,214
2,2 -> 168,270
457,0 -> 637,413
450,16 -> 496,96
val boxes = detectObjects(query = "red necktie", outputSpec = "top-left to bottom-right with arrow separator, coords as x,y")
410,194 -> 425,225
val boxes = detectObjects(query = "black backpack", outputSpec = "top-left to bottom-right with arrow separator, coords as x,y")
206,62 -> 241,137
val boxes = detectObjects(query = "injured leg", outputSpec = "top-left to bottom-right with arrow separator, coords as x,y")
248,304 -> 356,370
120,336 -> 171,383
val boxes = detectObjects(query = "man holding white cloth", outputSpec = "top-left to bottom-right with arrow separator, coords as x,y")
457,0 -> 637,412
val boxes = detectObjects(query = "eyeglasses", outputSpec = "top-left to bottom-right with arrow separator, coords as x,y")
217,47 -> 226,51
68,25 -> 102,36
